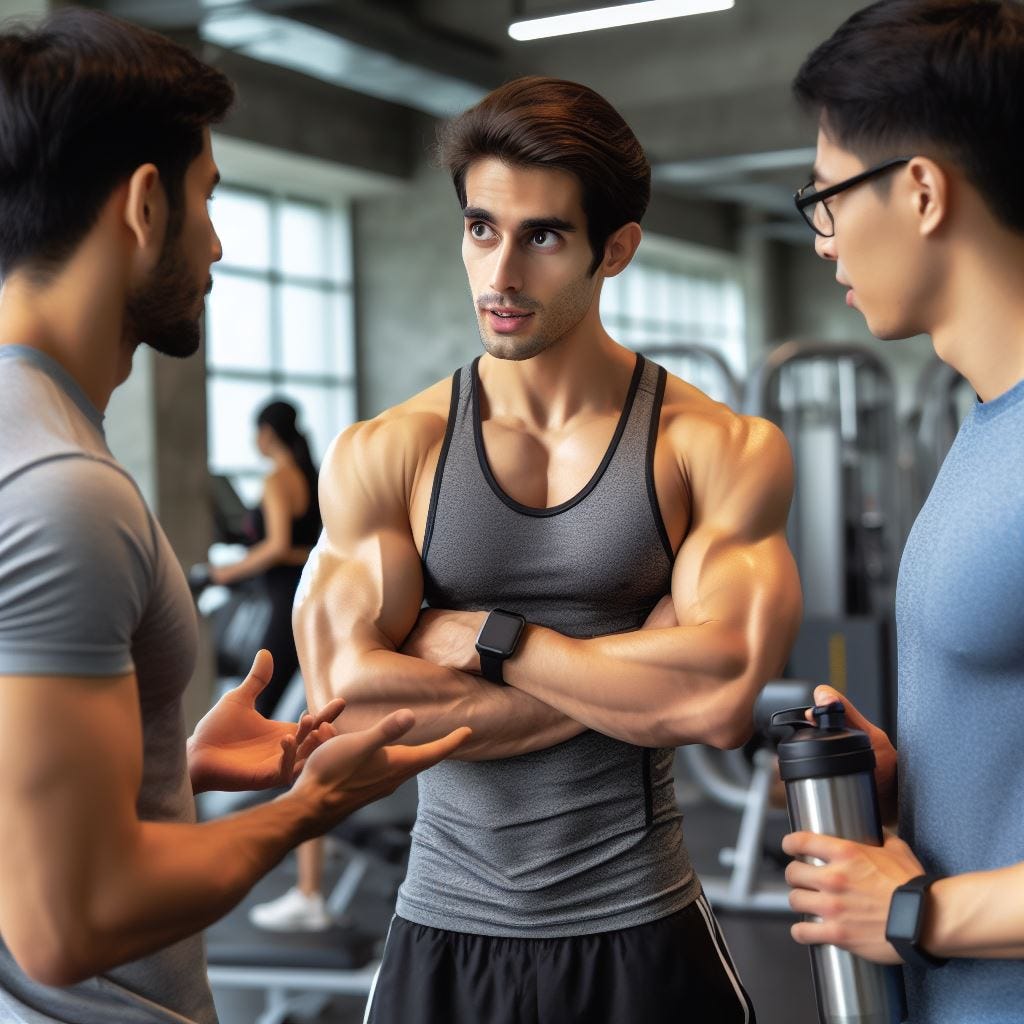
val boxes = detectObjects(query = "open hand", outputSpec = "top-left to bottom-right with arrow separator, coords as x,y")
187,650 -> 345,794
292,708 -> 472,827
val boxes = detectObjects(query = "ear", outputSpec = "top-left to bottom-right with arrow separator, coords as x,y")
601,222 -> 643,278
122,163 -> 168,270
905,156 -> 949,238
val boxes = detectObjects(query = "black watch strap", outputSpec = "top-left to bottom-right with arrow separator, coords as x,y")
479,650 -> 507,685
885,873 -> 949,969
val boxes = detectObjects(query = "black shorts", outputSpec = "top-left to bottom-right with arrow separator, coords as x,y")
364,894 -> 756,1024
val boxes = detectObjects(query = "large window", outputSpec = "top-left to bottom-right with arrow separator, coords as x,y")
601,247 -> 745,404
205,186 -> 356,504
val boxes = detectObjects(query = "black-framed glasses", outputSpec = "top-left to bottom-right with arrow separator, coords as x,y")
794,157 -> 912,237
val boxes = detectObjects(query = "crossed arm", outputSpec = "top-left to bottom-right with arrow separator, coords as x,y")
296,412 -> 801,756
294,417 -> 585,761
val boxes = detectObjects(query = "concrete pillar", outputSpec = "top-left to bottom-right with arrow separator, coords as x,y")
106,347 -> 216,729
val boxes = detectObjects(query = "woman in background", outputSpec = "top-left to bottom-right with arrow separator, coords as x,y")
211,399 -> 321,718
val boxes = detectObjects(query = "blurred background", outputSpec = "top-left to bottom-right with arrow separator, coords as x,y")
0,2 -> 976,1021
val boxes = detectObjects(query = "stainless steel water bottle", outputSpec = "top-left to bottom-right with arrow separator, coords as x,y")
772,701 -> 907,1024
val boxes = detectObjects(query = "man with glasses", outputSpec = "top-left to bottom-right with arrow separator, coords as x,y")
780,3 -> 1024,1023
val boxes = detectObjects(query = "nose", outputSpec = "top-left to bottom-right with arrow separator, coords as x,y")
211,223 -> 223,265
815,231 -> 837,262
489,239 -> 522,294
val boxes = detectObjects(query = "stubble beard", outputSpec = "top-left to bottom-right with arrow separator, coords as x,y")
125,223 -> 207,360
476,271 -> 596,363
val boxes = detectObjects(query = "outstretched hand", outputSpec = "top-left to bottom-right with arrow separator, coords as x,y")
292,708 -> 472,827
187,650 -> 346,794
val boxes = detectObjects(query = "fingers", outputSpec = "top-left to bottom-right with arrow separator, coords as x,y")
296,720 -> 334,762
238,649 -> 275,703
812,685 -> 875,732
335,708 -> 418,764
278,734 -> 296,784
781,830 -> 848,863
312,698 -> 345,728
397,726 -> 473,767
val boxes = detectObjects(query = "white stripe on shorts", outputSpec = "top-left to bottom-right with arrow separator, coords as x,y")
693,894 -> 751,1024
362,914 -> 397,1024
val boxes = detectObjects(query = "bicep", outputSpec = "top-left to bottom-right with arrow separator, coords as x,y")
294,426 -> 426,707
671,422 -> 801,658
0,672 -> 143,964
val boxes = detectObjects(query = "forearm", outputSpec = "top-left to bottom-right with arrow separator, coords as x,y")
5,792 -> 316,986
506,621 -> 759,749
315,648 -> 582,760
923,862 -> 1024,959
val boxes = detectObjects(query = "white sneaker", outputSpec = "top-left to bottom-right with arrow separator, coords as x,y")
248,886 -> 331,932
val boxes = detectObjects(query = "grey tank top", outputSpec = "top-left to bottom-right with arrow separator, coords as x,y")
395,353 -> 702,937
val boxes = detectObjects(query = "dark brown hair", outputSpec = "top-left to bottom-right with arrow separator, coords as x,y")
0,7 -> 235,278
437,76 -> 650,274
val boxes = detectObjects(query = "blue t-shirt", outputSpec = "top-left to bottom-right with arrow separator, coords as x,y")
896,375 -> 1024,1022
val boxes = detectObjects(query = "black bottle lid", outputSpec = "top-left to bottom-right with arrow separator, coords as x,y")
772,702 -> 877,782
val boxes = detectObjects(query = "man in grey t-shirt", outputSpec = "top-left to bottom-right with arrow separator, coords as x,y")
0,10 -> 469,1024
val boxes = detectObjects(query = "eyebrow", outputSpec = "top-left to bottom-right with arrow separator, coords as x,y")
463,206 -> 577,233
809,165 -> 829,186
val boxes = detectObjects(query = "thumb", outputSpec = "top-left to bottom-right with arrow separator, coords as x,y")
337,708 -> 417,762
238,649 -> 274,703
814,685 -> 869,728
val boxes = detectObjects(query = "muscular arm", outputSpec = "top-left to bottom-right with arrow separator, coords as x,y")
0,672 -> 466,986
294,411 -> 583,761
498,416 -> 801,749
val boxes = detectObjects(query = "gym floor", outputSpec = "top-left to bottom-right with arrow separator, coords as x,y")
210,792 -> 820,1024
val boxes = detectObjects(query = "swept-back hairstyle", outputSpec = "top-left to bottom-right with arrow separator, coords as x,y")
793,0 -> 1024,233
0,7 -> 235,278
436,76 -> 650,274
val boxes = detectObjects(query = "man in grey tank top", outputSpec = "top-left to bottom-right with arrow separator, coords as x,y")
0,11 -> 469,1024
296,77 -> 802,1024
781,4 -> 1024,1023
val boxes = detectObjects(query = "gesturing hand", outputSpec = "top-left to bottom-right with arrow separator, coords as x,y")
292,708 -> 472,826
187,650 -> 345,794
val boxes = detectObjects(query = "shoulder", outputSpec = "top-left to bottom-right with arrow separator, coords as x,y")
658,371 -> 793,527
320,373 -> 457,517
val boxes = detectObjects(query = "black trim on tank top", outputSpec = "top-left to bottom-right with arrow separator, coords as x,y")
420,367 -> 462,563
471,353 -> 645,518
642,748 -> 654,828
645,364 -> 675,564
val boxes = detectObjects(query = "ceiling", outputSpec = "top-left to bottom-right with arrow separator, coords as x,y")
85,0 -> 868,224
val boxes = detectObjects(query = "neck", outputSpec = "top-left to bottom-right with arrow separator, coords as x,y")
478,304 -> 635,428
0,238 -> 133,413
928,225 -> 1024,403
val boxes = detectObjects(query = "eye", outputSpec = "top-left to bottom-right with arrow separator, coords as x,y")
469,221 -> 495,241
529,229 -> 560,249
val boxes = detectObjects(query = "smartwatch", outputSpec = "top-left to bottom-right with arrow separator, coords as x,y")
885,873 -> 949,969
475,609 -> 526,685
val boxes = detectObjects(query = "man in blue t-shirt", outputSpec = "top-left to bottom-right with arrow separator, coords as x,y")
781,2 -> 1024,1022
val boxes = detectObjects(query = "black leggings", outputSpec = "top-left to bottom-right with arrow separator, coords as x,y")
254,565 -> 304,719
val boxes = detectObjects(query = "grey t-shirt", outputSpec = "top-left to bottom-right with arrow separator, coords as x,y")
0,345 -> 214,1024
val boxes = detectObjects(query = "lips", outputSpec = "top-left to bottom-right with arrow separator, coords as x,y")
484,307 -> 535,335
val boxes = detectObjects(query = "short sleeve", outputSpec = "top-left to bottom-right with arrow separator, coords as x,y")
0,455 -> 156,677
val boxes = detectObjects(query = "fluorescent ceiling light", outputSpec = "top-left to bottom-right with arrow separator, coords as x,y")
201,10 -> 486,118
510,0 -> 734,41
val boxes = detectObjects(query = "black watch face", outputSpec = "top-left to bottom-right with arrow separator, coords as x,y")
888,890 -> 922,941
479,612 -> 524,654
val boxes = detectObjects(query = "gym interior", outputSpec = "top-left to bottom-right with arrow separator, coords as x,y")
0,2 -> 980,1023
